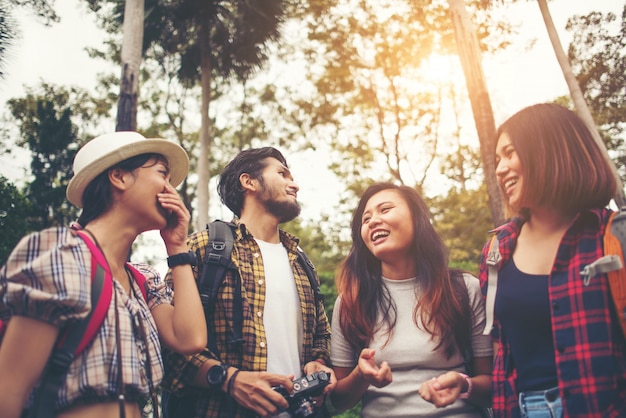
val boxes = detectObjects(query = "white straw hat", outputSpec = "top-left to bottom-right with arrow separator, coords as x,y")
66,131 -> 189,208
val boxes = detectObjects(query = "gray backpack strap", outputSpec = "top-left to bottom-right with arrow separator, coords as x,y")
483,235 -> 502,336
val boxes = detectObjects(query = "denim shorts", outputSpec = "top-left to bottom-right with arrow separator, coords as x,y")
518,386 -> 562,418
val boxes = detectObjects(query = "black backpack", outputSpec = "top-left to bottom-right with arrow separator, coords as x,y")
198,220 -> 323,357
162,221 -> 324,417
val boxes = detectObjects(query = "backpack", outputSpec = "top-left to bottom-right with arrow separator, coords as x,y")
0,228 -> 147,418
162,221 -> 323,418
483,209 -> 626,339
198,220 -> 322,356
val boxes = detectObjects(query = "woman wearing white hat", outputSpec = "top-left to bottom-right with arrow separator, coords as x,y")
0,132 -> 207,418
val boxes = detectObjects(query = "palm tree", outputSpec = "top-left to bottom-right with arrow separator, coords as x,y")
115,0 -> 144,131
0,0 -> 59,79
447,0 -> 505,226
0,5 -> 16,79
149,0 -> 284,229
116,0 -> 144,131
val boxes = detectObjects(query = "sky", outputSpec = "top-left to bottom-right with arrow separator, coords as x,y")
0,0 -> 623,271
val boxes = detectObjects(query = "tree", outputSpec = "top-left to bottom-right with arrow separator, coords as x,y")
535,0 -> 625,206
116,0 -> 144,131
446,0 -> 505,226
0,0 -> 59,78
293,0 -> 511,227
566,5 -> 626,179
0,176 -> 33,264
87,0 -> 286,229
6,83 -> 108,228
0,4 -> 16,78
147,0 -> 285,229
7,88 -> 79,227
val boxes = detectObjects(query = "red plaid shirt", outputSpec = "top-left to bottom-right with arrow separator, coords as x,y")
479,208 -> 626,418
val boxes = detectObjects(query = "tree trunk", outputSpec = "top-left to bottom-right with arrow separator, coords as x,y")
196,21 -> 212,230
116,0 -> 144,132
537,0 -> 626,207
447,0 -> 505,227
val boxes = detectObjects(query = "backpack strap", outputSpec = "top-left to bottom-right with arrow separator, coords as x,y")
30,230 -> 113,418
198,222 -> 323,358
296,247 -> 323,304
603,210 -> 626,338
199,221 -> 241,356
125,264 -> 148,301
483,235 -> 502,336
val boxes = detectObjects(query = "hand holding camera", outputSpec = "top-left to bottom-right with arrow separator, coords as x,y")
272,371 -> 331,418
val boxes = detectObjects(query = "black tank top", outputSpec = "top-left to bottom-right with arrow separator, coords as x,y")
495,259 -> 558,391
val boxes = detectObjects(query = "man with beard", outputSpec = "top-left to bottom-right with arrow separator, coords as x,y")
161,147 -> 335,418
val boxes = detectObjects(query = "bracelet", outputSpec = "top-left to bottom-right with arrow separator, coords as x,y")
458,373 -> 472,399
227,369 -> 240,396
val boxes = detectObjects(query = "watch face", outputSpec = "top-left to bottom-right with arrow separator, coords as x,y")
208,364 -> 227,386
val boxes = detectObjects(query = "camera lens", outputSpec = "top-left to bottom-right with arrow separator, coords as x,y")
293,398 -> 315,417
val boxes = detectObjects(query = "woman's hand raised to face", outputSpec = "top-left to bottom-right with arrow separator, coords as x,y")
157,182 -> 191,254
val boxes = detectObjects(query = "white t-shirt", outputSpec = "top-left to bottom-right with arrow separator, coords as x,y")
331,273 -> 492,418
255,239 -> 303,377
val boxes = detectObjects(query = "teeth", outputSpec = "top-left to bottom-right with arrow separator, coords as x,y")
372,231 -> 389,241
504,178 -> 517,189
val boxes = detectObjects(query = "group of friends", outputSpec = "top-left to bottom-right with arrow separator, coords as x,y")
0,102 -> 624,418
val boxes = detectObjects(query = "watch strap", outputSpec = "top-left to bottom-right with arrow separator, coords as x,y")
167,250 -> 196,268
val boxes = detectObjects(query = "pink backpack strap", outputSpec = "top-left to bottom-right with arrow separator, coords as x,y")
125,264 -> 148,301
71,230 -> 114,354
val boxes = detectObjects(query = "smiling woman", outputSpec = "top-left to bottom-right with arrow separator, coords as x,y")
330,182 -> 493,417
0,131 -> 207,418
480,103 -> 625,417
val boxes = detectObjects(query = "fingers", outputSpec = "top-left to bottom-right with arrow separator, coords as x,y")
433,371 -> 461,390
418,373 -> 463,408
359,348 -> 376,360
375,361 -> 393,387
158,186 -> 191,248
229,372 -> 291,417
302,361 -> 336,396
356,352 -> 392,388
158,187 -> 189,222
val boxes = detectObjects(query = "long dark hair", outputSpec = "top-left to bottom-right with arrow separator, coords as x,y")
76,153 -> 163,227
336,182 -> 471,358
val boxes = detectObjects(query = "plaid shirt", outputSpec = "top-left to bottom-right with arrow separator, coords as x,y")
479,208 -> 626,418
0,227 -> 167,413
161,221 -> 331,418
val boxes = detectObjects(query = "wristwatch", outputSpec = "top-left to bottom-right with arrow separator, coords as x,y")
206,363 -> 230,388
167,250 -> 197,268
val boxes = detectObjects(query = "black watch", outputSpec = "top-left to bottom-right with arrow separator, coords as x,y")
206,363 -> 230,388
167,250 -> 197,268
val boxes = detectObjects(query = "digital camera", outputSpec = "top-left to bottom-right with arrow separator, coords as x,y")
272,371 -> 330,418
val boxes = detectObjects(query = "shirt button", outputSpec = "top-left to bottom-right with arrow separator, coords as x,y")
258,279 -> 264,285
260,341 -> 266,348
552,301 -> 559,310
253,252 -> 260,258
257,311 -> 263,317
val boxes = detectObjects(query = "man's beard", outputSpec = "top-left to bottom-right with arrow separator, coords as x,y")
264,198 -> 301,223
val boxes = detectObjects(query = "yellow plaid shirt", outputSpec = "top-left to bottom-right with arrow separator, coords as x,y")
161,221 -> 331,418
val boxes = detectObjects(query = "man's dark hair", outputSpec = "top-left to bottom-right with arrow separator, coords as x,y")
218,147 -> 288,217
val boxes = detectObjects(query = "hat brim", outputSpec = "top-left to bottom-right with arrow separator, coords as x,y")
67,139 -> 189,208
